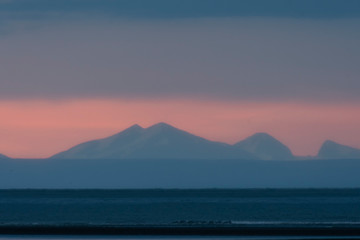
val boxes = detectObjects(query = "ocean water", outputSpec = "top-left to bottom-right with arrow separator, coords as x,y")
0,189 -> 360,239
1,189 -> 360,226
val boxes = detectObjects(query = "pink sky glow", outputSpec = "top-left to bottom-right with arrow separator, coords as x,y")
0,98 -> 359,158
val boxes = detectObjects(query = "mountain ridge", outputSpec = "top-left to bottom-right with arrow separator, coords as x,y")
234,132 -> 294,160
0,153 -> 10,160
46,123 -> 360,161
51,122 -> 254,160
318,140 -> 360,159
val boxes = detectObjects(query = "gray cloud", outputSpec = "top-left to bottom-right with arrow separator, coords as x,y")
1,0 -> 360,20
0,18 -> 360,102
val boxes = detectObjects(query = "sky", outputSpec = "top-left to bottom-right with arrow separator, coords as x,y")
0,0 -> 360,158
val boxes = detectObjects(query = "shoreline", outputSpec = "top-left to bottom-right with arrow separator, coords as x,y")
1,225 -> 360,237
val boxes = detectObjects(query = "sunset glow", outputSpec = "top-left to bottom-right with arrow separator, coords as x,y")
1,0 -> 360,161
1,98 -> 359,158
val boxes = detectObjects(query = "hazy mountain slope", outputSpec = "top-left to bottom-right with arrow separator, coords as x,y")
51,122 -> 254,160
318,140 -> 360,159
52,124 -> 145,159
234,133 -> 294,160
0,153 -> 10,159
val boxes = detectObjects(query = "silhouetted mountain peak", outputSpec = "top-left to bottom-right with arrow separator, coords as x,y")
128,124 -> 143,130
235,132 -> 294,160
144,123 -> 191,139
249,132 -> 277,141
105,124 -> 144,141
318,140 -> 360,159
319,140 -> 345,151
51,122 -> 254,160
147,122 -> 178,131
122,124 -> 144,133
322,140 -> 337,146
152,122 -> 171,127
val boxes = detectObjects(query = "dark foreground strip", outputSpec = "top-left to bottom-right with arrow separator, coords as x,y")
1,225 -> 360,237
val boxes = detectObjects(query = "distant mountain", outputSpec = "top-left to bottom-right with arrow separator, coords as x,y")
0,153 -> 10,159
318,140 -> 360,159
234,133 -> 294,160
51,122 -> 254,160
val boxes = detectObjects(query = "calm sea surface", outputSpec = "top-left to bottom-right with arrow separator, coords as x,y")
0,189 -> 360,239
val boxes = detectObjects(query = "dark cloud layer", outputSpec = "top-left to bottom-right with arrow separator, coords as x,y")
0,0 -> 360,21
0,19 -> 359,102
0,1 -> 359,102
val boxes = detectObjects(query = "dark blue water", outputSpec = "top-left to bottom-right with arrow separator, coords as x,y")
0,189 -> 360,227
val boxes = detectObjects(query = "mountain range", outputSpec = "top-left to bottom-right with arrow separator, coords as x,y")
51,123 -> 254,160
46,122 -> 360,161
1,122 -> 360,188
